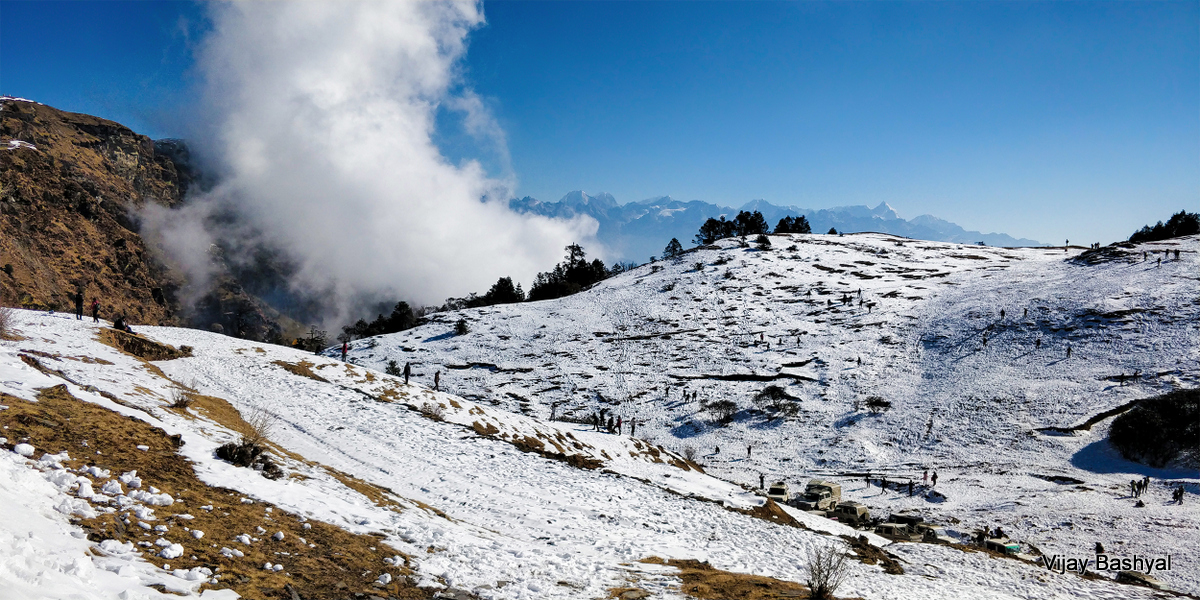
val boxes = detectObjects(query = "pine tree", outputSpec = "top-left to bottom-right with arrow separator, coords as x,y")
828,227 -> 838,235
663,238 -> 684,259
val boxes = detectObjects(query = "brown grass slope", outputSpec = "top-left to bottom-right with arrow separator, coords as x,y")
0,384 -> 432,600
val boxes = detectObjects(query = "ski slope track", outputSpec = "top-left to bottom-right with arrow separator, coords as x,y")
0,232 -> 1193,599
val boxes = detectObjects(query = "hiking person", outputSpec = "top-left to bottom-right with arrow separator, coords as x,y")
617,416 -> 623,435
1157,257 -> 1162,267
74,291 -> 84,320
923,470 -> 928,484
714,445 -> 720,455
865,473 -> 870,488
341,341 -> 349,361
403,362 -> 411,385
1000,309 -> 1005,320
1023,307 -> 1027,318
1066,346 -> 1072,358
759,473 -> 765,489
908,480 -> 914,496
629,417 -> 636,437
1130,480 -> 1136,497
1035,338 -> 1041,349
606,416 -> 614,433
746,444 -> 752,459
434,371 -> 440,392
881,476 -> 888,491
113,315 -> 126,331
931,471 -> 938,487
90,298 -> 100,323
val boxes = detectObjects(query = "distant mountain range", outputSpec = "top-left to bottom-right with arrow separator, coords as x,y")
509,192 -> 1045,263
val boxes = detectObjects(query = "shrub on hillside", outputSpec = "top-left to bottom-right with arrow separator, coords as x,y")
865,396 -> 891,414
385,359 -> 402,377
1109,388 -> 1199,468
806,542 -> 850,600
0,306 -> 14,339
454,319 -> 469,335
753,385 -> 796,411
216,409 -> 283,479
708,399 -> 738,424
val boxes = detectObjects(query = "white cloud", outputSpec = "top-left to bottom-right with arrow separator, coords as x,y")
149,1 -> 596,325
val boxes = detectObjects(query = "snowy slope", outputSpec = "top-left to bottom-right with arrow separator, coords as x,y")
345,233 -> 1200,594
1,306 -> 1187,599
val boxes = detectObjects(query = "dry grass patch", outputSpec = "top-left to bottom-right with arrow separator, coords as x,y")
99,327 -> 192,361
271,360 -> 330,383
638,557 -> 813,599
734,499 -> 806,529
0,386 -> 429,600
840,535 -> 903,575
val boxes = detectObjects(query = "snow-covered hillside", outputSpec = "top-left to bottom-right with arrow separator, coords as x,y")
340,232 -> 1200,594
1,294 -> 1189,598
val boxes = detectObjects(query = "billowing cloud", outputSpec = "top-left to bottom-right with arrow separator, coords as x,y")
150,1 -> 595,326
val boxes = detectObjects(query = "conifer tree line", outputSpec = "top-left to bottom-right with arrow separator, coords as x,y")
1128,210 -> 1199,243
694,210 -> 815,245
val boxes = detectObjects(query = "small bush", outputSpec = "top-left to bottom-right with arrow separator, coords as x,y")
806,542 -> 850,600
385,359 -> 402,377
683,445 -> 697,462
169,386 -> 193,410
1109,388 -> 1199,468
215,408 -> 282,479
723,269 -> 735,280
241,408 -> 277,448
660,281 -> 676,292
0,306 -> 14,339
708,399 -> 738,424
753,385 -> 796,411
865,396 -> 891,414
420,402 -> 446,421
755,234 -> 771,249
454,319 -> 469,335
693,262 -> 705,272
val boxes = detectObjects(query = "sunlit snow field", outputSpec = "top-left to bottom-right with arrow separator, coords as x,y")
0,232 -> 1195,599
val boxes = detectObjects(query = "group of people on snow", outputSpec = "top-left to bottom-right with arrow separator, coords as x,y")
590,409 -> 636,436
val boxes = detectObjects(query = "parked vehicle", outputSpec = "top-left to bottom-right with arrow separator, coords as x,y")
984,538 -> 1020,555
915,524 -> 954,544
874,523 -> 921,542
794,479 -> 842,511
889,512 -> 924,528
766,482 -> 790,504
831,501 -> 870,526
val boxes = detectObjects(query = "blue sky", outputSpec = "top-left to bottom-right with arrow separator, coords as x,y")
2,1 -> 1196,244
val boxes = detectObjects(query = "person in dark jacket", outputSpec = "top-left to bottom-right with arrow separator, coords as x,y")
403,362 -> 411,385
90,298 -> 100,323
74,291 -> 84,320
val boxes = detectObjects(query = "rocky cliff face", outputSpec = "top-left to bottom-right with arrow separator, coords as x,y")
0,99 -> 187,324
0,99 -> 284,341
